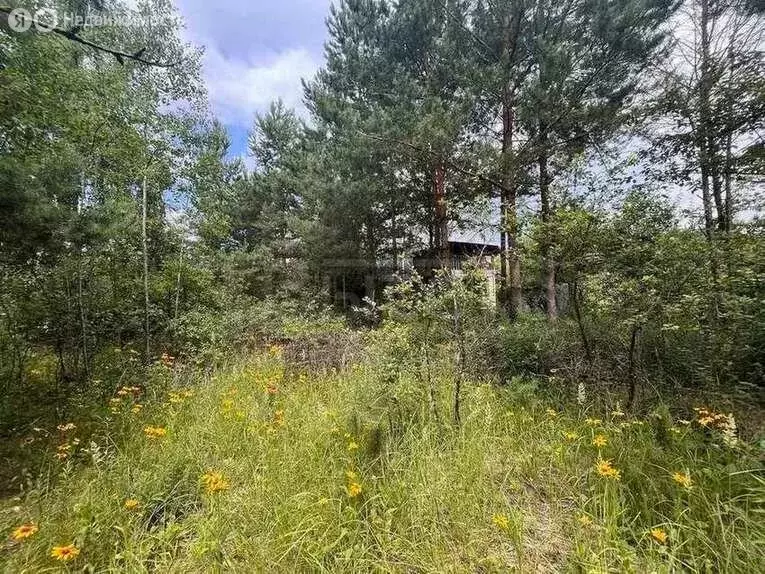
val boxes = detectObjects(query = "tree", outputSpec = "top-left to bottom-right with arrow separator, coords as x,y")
510,0 -> 678,320
656,0 -> 764,236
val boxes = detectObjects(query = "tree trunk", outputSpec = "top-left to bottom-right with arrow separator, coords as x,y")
452,291 -> 464,426
365,216 -> 377,301
698,0 -> 716,240
77,172 -> 89,379
698,0 -> 721,318
422,318 -> 440,425
712,170 -> 726,232
723,46 -> 734,235
572,279 -> 592,362
77,256 -> 89,379
142,174 -> 150,361
724,131 -> 732,234
174,240 -> 183,321
499,88 -> 522,317
433,163 -> 449,269
626,323 -> 641,409
391,203 -> 398,270
538,126 -> 557,321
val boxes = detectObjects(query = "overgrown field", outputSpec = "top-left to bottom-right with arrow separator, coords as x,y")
1,346 -> 764,573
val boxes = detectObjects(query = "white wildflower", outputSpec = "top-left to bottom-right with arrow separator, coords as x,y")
577,382 -> 586,406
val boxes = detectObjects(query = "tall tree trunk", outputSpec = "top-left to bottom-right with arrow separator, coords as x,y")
142,174 -> 150,361
365,215 -> 377,301
712,170 -> 726,232
723,46 -> 734,235
724,132 -> 732,234
571,279 -> 592,362
698,0 -> 716,240
538,126 -> 557,321
174,240 -> 183,321
391,203 -> 398,270
77,172 -> 89,379
433,163 -> 449,269
626,323 -> 641,409
452,291 -> 464,426
499,88 -> 522,317
77,256 -> 89,379
698,0 -> 721,319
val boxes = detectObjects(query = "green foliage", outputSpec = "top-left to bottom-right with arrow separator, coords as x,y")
1,348 -> 763,572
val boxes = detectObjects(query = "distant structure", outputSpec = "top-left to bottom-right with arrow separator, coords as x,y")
413,240 -> 500,305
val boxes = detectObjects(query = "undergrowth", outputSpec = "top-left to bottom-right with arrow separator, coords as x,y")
1,346 -> 763,573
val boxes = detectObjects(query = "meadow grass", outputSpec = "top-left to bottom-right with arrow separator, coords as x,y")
1,349 -> 763,572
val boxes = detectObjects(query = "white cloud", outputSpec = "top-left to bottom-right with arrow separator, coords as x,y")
203,46 -> 320,128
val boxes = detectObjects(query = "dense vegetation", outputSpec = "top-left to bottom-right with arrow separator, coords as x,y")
2,348 -> 764,572
0,0 -> 763,571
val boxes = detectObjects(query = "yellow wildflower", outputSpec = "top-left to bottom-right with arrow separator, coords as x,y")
201,471 -> 230,493
595,459 -> 621,480
123,499 -> 140,511
694,407 -> 736,443
344,469 -> 362,498
592,434 -> 608,448
545,408 -> 558,418
347,441 -> 359,452
672,471 -> 693,489
650,528 -> 668,544
563,431 -> 579,441
11,523 -> 38,540
143,426 -> 167,439
346,481 -> 362,498
577,514 -> 593,527
51,544 -> 80,561
492,513 -> 510,531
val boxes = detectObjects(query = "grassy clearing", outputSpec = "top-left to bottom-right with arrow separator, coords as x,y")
1,348 -> 763,573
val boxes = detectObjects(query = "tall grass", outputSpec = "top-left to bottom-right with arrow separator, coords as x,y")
1,348 -> 763,572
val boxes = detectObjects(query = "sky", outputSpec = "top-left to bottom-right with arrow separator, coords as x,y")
174,0 -> 334,160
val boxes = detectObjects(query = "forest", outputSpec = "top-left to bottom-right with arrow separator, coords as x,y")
0,0 -> 764,572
